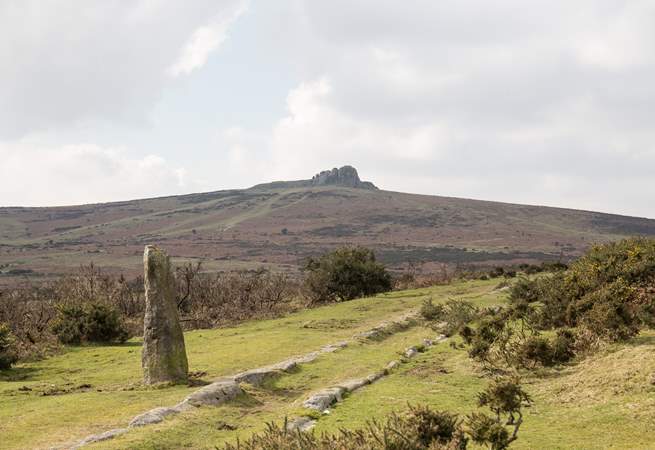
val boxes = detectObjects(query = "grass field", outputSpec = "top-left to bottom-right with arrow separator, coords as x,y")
2,278 -> 654,449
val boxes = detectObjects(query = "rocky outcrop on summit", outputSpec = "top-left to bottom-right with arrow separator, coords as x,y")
311,166 -> 377,189
249,165 -> 377,190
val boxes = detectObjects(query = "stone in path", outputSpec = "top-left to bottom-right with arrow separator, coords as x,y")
142,245 -> 189,385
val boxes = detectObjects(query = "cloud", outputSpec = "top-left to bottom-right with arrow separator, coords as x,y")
0,0 -> 246,138
245,0 -> 655,217
168,3 -> 248,77
0,141 -> 190,206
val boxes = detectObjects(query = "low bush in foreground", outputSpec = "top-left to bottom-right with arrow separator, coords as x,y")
225,378 -> 530,450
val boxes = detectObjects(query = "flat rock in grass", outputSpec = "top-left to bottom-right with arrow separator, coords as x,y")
293,351 -> 321,363
321,341 -> 348,353
234,367 -> 283,385
70,428 -> 128,449
365,371 -> 385,384
287,417 -> 317,432
303,386 -> 347,411
404,346 -> 419,358
385,360 -> 401,371
184,378 -> 242,407
354,314 -> 418,341
337,378 -> 370,392
128,402 -> 192,428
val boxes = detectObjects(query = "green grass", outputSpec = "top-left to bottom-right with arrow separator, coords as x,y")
3,278 -> 653,449
0,279 -> 499,449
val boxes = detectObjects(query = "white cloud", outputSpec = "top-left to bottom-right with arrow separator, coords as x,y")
168,2 -> 248,77
0,141 -> 190,206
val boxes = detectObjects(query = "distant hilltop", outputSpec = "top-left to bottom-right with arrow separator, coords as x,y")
252,165 -> 378,190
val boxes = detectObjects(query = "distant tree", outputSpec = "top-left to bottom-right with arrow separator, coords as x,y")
303,246 -> 392,303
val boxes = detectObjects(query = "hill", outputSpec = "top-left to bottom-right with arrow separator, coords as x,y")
1,280 -> 652,449
2,165 -> 655,283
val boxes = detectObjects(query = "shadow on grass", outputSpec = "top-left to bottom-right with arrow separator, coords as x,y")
62,341 -> 142,349
0,366 -> 40,382
626,334 -> 655,347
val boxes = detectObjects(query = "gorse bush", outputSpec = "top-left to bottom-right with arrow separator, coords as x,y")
460,307 -> 577,371
303,246 -> 392,303
510,238 -> 655,343
51,303 -> 128,344
224,406 -> 468,450
468,377 -> 531,450
0,323 -> 18,370
459,238 -> 655,374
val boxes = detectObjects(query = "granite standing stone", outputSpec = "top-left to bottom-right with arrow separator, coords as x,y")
142,245 -> 188,384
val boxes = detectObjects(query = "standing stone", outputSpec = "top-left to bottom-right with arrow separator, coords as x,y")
142,245 -> 188,385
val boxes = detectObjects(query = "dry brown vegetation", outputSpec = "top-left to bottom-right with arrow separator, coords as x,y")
0,263 -> 302,362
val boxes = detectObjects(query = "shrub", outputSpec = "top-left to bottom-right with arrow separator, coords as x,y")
223,405 -> 467,450
467,413 -> 511,450
469,377 -> 531,449
440,300 -> 479,336
534,238 -> 655,337
0,323 -> 19,370
508,277 -> 541,304
423,299 -> 478,337
51,303 -> 128,345
550,328 -> 576,363
460,314 -> 508,365
83,304 -> 129,343
517,336 -> 553,368
303,246 -> 392,303
420,298 -> 444,321
51,304 -> 86,344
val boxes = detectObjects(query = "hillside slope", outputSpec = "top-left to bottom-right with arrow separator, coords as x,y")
2,167 -> 655,282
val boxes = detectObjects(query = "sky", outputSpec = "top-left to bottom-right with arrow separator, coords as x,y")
0,0 -> 654,218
